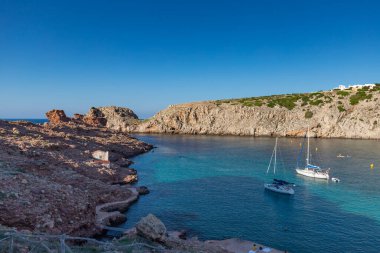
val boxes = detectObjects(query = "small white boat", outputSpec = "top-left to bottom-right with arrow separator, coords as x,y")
265,138 -> 295,195
331,177 -> 340,183
296,166 -> 330,180
296,127 -> 330,180
337,154 -> 345,158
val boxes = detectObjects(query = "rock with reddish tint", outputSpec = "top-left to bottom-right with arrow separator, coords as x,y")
122,174 -> 138,184
46,110 -> 70,124
73,113 -> 84,120
83,107 -> 107,127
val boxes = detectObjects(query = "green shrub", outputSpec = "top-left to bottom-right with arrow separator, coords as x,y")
350,91 -> 372,105
338,105 -> 346,112
309,99 -> 324,106
311,92 -> 324,98
305,111 -> 313,118
336,90 -> 350,97
324,96 -> 333,103
242,101 -> 253,107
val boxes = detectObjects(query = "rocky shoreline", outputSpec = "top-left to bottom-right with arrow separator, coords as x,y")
0,109 -> 152,237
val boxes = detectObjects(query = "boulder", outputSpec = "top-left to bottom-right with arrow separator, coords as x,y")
123,174 -> 138,184
83,107 -> 107,127
136,214 -> 167,242
12,127 -> 20,135
46,110 -> 70,124
136,186 -> 150,195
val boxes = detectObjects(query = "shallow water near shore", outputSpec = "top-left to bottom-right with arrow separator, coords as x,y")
122,134 -> 380,253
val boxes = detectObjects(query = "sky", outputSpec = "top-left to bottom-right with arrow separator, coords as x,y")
1,0 -> 379,118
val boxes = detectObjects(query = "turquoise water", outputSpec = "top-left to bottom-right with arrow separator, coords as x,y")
122,134 -> 380,253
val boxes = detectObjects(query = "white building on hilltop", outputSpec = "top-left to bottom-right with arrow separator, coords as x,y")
335,85 -> 346,90
333,83 -> 375,91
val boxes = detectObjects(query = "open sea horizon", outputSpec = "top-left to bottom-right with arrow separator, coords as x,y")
1,119 -> 48,124
121,134 -> 380,253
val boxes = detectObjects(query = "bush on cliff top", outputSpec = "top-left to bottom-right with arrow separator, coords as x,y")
305,110 -> 313,118
336,90 -> 350,97
338,105 -> 346,112
350,91 -> 372,105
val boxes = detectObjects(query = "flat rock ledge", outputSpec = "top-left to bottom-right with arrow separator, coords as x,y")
95,188 -> 139,228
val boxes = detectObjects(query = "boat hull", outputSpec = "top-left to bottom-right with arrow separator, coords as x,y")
264,184 -> 295,195
296,168 -> 329,180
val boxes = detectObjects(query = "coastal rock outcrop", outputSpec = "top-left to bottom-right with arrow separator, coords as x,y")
83,107 -> 107,127
46,106 -> 140,130
136,214 -> 167,242
46,110 -> 70,124
94,106 -> 139,131
127,215 -> 284,253
129,89 -> 380,139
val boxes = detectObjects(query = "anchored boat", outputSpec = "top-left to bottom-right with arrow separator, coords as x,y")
264,138 -> 295,195
295,127 -> 330,180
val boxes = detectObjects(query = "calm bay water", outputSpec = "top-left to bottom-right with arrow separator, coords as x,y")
123,134 -> 380,253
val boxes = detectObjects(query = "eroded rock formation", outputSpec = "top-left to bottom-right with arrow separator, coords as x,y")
45,110 -> 70,124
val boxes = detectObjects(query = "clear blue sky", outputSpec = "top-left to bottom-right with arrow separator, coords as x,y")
1,0 -> 379,118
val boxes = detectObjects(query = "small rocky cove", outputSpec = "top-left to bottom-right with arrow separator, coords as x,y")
0,108 -> 284,252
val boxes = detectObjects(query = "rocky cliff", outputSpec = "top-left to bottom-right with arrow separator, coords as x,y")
128,87 -> 380,139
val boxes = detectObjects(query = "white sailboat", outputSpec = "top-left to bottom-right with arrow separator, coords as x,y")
295,127 -> 330,180
264,138 -> 295,195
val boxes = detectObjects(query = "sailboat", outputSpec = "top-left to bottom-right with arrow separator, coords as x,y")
295,127 -> 330,180
264,138 -> 295,195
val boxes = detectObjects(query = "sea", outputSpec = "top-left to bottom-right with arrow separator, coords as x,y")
120,134 -> 380,253
2,119 -> 48,124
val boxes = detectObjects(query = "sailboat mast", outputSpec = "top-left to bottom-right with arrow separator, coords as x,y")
274,137 -> 277,174
306,126 -> 310,165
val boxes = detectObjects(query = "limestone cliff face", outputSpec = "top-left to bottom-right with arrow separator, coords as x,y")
129,91 -> 380,139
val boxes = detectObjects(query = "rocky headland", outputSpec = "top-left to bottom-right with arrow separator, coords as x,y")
126,87 -> 380,139
0,109 -> 152,237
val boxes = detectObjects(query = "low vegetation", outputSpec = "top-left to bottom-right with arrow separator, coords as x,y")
214,86 -> 376,109
305,110 -> 313,118
338,105 -> 346,112
350,90 -> 372,105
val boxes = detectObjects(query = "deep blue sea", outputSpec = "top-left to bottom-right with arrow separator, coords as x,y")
122,134 -> 380,253
2,119 -> 48,124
